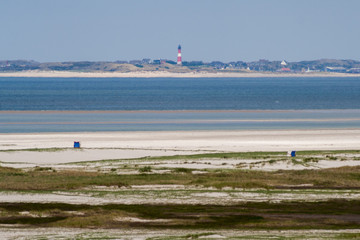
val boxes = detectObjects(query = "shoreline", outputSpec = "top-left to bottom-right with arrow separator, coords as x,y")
0,70 -> 360,78
1,128 -> 360,135
2,119 -> 360,125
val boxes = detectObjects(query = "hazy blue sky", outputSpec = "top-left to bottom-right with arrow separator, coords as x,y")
1,0 -> 359,62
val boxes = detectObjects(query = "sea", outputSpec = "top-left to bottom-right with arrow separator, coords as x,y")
1,77 -> 360,133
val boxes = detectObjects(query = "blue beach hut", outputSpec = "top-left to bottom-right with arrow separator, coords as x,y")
287,151 -> 296,157
74,141 -> 80,148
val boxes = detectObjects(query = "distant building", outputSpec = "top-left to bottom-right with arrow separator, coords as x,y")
281,60 -> 287,66
326,67 -> 346,73
281,67 -> 291,72
210,61 -> 226,69
305,67 -> 320,73
165,60 -> 177,65
0,61 -> 11,68
141,58 -> 151,64
347,68 -> 360,73
129,60 -> 142,65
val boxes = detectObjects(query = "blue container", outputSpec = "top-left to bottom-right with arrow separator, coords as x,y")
291,151 -> 296,157
74,141 -> 80,148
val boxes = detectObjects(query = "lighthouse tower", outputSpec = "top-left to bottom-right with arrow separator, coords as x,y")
177,45 -> 182,65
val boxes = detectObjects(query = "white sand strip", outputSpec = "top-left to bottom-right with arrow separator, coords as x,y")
0,189 -> 359,205
1,129 -> 359,152
0,228 -> 359,240
0,149 -> 209,165
0,129 -> 359,166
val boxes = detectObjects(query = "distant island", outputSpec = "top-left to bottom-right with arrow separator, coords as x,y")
1,58 -> 360,78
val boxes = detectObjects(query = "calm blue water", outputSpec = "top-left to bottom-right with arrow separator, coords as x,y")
1,77 -> 360,110
1,110 -> 360,133
1,77 -> 360,132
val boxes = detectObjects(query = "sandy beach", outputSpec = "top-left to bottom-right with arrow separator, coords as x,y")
1,70 -> 360,78
1,129 -> 360,152
1,129 -> 359,166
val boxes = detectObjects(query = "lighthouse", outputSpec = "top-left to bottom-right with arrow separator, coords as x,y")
177,45 -> 182,65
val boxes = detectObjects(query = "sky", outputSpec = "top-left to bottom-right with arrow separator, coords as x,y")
1,0 -> 359,62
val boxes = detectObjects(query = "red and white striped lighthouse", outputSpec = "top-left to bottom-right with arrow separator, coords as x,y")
177,45 -> 182,65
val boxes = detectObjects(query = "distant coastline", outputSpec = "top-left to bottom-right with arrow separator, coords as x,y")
0,70 -> 360,78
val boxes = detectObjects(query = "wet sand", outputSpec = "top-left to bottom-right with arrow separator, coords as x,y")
1,109 -> 350,114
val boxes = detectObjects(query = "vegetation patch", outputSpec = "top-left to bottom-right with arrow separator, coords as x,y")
1,165 -> 360,190
0,216 -> 66,225
303,157 -> 320,163
139,166 -> 152,173
33,166 -> 55,172
172,168 -> 193,174
0,148 -> 67,152
0,200 -> 358,229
